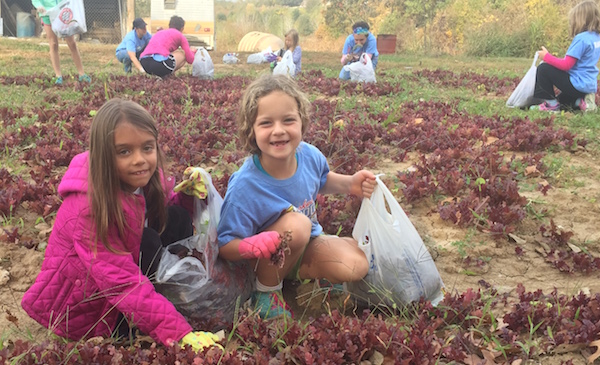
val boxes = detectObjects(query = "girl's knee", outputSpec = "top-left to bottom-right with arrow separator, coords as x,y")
48,39 -> 58,50
335,247 -> 369,282
275,212 -> 311,251
351,253 -> 369,280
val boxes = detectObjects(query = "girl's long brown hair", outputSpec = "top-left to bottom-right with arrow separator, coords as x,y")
570,0 -> 600,37
88,98 -> 167,253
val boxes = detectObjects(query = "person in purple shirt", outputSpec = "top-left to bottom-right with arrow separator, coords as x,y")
271,29 -> 302,77
140,16 -> 196,78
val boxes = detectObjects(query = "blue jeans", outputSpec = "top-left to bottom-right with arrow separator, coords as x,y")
339,54 -> 378,80
116,49 -> 132,68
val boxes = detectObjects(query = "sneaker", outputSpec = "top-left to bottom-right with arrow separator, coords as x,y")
78,74 -> 91,83
318,279 -> 345,294
251,290 -> 292,319
124,63 -> 132,73
585,93 -> 597,112
54,76 -> 63,85
530,101 -> 560,112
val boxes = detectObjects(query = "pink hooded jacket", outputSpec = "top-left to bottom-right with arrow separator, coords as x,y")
21,152 -> 193,346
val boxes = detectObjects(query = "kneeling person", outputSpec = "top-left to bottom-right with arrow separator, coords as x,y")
116,18 -> 151,74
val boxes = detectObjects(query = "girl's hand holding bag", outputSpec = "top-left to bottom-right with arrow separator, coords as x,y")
346,176 -> 444,307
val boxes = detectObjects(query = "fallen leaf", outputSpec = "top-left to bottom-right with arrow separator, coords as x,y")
567,243 -> 582,253
0,269 -> 10,286
535,239 -> 551,252
369,350 -> 384,365
440,197 -> 456,205
508,233 -> 526,245
482,349 -> 500,362
588,340 -> 600,363
552,342 -> 586,355
463,354 -> 485,365
524,165 -> 539,176
484,136 -> 498,145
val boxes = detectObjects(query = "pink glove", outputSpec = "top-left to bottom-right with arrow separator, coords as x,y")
238,231 -> 281,259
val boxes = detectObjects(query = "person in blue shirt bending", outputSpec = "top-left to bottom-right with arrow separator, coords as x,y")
339,21 -> 379,80
116,18 -> 152,74
530,0 -> 600,112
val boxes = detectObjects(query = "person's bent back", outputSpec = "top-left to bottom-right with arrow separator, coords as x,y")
139,15 -> 196,78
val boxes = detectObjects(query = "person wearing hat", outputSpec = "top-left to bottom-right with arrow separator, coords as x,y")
116,18 -> 152,74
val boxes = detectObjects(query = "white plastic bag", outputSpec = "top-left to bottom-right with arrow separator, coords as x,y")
222,53 -> 239,64
155,169 -> 254,330
506,54 -> 540,108
246,52 -> 264,64
273,50 -> 296,77
192,47 -> 214,80
343,53 -> 376,83
46,0 -> 87,38
346,176 -> 444,307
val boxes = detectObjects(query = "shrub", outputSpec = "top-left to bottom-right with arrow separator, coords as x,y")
296,14 -> 315,36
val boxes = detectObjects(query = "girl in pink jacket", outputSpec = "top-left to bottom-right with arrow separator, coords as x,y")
22,98 -> 218,351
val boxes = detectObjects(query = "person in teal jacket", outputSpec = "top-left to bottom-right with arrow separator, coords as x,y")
32,0 -> 91,85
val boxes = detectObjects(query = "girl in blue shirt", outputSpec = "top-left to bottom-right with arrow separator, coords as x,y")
217,74 -> 376,319
531,0 -> 600,112
339,21 -> 379,80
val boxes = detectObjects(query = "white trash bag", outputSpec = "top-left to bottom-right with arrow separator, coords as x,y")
346,176 -> 444,307
273,50 -> 296,77
507,54 -> 541,108
222,53 -> 239,64
246,52 -> 264,64
343,53 -> 376,83
192,47 -> 215,80
46,0 -> 87,38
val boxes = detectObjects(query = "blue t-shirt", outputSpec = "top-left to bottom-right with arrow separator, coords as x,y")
566,31 -> 600,93
217,142 -> 329,247
342,32 -> 379,59
116,29 -> 152,55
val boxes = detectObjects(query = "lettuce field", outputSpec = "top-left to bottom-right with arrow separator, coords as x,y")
1,39 -> 600,364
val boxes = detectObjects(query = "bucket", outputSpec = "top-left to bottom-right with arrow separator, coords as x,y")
16,12 -> 35,37
377,34 -> 397,54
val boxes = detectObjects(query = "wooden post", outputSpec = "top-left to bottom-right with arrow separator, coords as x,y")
127,0 -> 135,28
